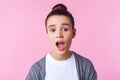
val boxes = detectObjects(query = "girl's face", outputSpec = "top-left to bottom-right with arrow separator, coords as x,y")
46,15 -> 76,55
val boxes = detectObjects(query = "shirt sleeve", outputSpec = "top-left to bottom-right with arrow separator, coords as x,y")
25,65 -> 40,80
25,57 -> 45,80
84,61 -> 97,80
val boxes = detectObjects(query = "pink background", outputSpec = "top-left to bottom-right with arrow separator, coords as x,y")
0,0 -> 120,80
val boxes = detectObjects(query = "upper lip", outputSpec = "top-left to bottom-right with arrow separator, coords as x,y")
55,40 -> 65,45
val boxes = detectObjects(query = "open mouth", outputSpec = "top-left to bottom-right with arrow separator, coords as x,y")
56,41 -> 65,50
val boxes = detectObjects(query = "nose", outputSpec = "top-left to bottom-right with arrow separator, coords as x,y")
56,30 -> 63,38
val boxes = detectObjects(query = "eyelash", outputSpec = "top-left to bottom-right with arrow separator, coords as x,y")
50,28 -> 56,32
49,27 -> 69,32
63,27 -> 69,32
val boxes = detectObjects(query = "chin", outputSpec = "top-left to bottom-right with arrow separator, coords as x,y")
56,50 -> 68,55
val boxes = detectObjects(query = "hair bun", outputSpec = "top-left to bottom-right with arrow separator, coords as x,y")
52,4 -> 67,11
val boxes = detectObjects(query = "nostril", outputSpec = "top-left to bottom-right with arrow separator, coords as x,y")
56,31 -> 64,38
56,35 -> 63,38
56,35 -> 61,38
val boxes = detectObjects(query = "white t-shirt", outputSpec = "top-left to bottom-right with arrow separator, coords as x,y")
45,53 -> 78,80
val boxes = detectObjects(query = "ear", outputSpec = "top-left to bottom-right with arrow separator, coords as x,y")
72,28 -> 76,38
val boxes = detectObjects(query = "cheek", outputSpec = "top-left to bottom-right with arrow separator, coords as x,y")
65,32 -> 73,39
48,34 -> 55,42
65,35 -> 73,44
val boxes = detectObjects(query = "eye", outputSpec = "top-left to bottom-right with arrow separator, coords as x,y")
63,27 -> 69,32
50,28 -> 56,32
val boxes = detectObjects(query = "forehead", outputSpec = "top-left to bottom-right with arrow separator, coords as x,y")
46,15 -> 71,27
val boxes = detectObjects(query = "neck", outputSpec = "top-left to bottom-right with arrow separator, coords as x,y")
50,51 -> 72,61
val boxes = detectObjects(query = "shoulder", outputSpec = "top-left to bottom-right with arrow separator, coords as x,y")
28,56 -> 46,75
73,52 -> 96,71
73,52 -> 97,79
74,52 -> 92,64
29,56 -> 46,73
31,56 -> 46,71
26,56 -> 46,80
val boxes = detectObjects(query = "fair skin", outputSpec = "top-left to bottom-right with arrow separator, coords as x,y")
46,15 -> 76,60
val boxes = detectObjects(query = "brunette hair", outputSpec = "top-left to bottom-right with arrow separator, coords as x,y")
45,4 -> 75,29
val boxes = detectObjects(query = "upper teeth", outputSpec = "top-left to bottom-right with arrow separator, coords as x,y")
56,42 -> 64,45
59,42 -> 63,44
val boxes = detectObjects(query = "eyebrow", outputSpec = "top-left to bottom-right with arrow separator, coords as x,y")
47,24 -> 56,29
61,23 -> 71,27
47,23 -> 71,29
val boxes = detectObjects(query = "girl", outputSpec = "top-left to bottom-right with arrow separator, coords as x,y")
26,3 -> 97,80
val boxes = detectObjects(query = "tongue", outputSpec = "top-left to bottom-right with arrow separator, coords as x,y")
57,43 -> 64,51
